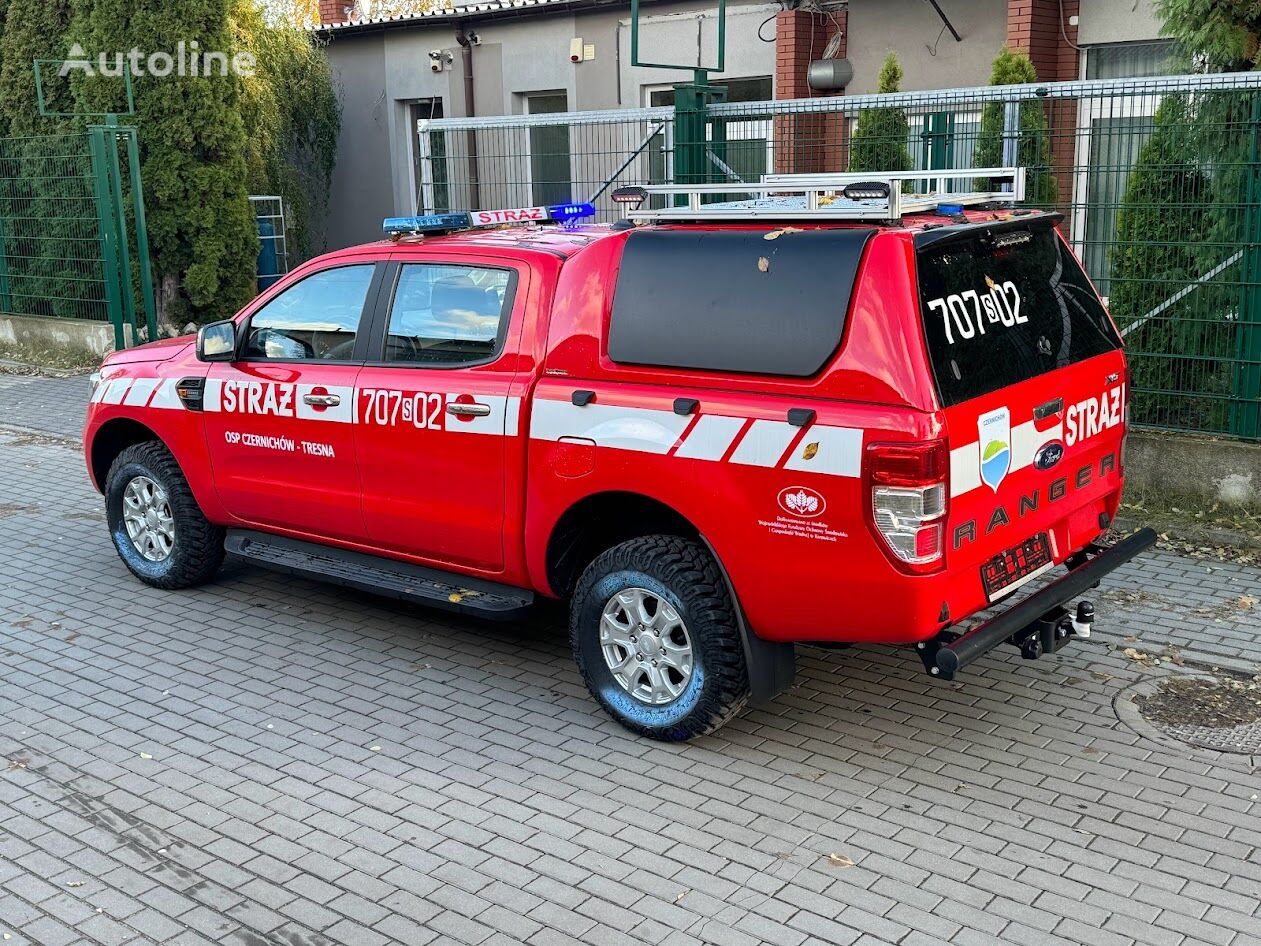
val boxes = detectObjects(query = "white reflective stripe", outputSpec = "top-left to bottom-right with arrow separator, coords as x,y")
729,419 -> 797,467
122,377 -> 161,407
950,444 -> 981,497
530,399 -> 690,454
951,418 -> 1065,497
1013,418 -> 1062,468
447,394 -> 510,435
90,377 -> 111,403
202,378 -> 222,412
673,414 -> 746,461
295,383 -> 355,423
782,425 -> 863,477
504,396 -> 521,437
148,378 -> 183,410
101,377 -> 132,404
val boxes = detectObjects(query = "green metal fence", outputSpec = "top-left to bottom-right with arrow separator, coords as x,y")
418,72 -> 1261,440
0,124 -> 155,350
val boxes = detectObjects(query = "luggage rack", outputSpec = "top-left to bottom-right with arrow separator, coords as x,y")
624,167 -> 1025,223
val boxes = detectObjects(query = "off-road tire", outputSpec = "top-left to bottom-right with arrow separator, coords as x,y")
570,535 -> 750,741
105,442 -> 224,589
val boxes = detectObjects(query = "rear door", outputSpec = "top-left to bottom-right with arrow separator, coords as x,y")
916,218 -> 1126,597
354,255 -> 529,572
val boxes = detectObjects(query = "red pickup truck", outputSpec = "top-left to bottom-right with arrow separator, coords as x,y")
84,173 -> 1154,740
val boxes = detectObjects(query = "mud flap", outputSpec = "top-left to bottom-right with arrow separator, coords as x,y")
701,535 -> 796,703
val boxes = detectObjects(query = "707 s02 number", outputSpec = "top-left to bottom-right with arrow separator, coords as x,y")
927,281 -> 1024,345
359,388 -> 444,428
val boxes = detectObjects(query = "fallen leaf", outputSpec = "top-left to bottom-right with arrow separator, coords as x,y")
1240,595 -> 1257,610
139,753 -> 152,760
763,227 -> 803,241
757,257 -> 770,273
826,853 -> 854,868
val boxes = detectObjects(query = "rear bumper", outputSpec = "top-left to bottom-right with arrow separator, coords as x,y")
917,527 -> 1157,681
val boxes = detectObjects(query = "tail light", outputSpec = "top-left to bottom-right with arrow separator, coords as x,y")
865,440 -> 948,572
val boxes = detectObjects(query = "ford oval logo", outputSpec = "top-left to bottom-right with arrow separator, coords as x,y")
1034,441 -> 1065,471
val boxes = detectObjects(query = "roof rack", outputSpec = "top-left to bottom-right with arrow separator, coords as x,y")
626,167 -> 1025,223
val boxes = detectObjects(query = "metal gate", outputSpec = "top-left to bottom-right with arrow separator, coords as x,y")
417,72 -> 1261,440
0,122 -> 156,350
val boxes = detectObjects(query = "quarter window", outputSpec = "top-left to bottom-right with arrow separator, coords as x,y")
243,264 -> 376,361
384,263 -> 514,365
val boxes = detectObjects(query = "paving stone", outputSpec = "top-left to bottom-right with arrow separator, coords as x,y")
0,381 -> 1259,946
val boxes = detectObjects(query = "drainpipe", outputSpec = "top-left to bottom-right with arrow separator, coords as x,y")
455,26 -> 481,208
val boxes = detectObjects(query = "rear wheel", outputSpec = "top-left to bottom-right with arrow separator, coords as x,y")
105,442 -> 224,589
570,535 -> 750,741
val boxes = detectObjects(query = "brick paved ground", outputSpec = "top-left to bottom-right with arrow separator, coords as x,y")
1,372 -> 1260,946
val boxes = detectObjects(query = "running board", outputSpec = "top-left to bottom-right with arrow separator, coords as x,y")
225,530 -> 534,621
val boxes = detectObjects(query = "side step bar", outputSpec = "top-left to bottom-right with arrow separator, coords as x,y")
920,528 -> 1158,681
225,530 -> 535,621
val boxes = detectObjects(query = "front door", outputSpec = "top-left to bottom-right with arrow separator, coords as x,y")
203,262 -> 381,542
355,258 -> 527,572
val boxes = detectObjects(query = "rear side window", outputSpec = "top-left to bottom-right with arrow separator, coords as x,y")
917,223 -> 1121,407
608,228 -> 874,377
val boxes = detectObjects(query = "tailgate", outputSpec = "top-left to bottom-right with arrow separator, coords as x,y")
915,217 -> 1127,589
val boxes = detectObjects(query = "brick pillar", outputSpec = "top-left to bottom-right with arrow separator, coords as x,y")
318,0 -> 350,25
1006,0 -> 1079,215
1005,0 -> 1077,81
774,9 -> 847,174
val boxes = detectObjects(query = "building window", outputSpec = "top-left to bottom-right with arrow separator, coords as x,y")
410,99 -> 448,213
525,92 -> 572,205
1076,41 -> 1178,292
1084,41 -> 1178,80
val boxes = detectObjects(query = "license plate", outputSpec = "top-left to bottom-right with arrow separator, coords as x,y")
981,532 -> 1054,601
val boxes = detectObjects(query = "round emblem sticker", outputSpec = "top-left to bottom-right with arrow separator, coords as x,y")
778,486 -> 826,519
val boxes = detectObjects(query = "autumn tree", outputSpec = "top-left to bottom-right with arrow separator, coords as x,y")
69,0 -> 259,326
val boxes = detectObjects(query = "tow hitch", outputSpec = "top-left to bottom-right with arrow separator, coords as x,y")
918,528 -> 1157,682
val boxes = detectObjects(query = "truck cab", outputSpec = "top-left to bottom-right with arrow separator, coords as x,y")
85,170 -> 1155,741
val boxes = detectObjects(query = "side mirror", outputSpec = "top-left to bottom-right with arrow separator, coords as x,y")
197,320 -> 237,362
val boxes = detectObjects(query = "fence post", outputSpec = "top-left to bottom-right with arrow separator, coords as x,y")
1232,95 -> 1261,438
673,71 -> 726,202
87,125 -> 127,351
1001,101 -> 1020,192
0,215 -> 11,313
100,121 -> 139,343
122,128 -> 158,342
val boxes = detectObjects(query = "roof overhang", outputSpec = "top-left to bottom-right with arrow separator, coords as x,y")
315,0 -> 662,36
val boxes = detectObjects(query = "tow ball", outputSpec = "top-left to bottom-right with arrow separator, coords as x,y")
1016,601 -> 1095,660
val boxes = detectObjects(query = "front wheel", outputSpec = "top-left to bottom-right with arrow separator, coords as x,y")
104,442 -> 225,589
570,535 -> 750,741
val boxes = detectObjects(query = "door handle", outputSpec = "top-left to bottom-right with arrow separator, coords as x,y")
1034,397 -> 1064,420
447,402 -> 491,417
303,393 -> 341,407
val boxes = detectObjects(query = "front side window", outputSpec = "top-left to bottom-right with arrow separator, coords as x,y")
384,263 -> 514,365
242,264 -> 376,361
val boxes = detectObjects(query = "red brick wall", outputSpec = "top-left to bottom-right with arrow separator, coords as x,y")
1006,0 -> 1079,82
1006,0 -> 1080,213
319,0 -> 349,25
773,9 -> 847,174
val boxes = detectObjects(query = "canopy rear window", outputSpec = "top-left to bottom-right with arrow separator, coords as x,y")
608,228 -> 874,377
916,221 -> 1122,407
